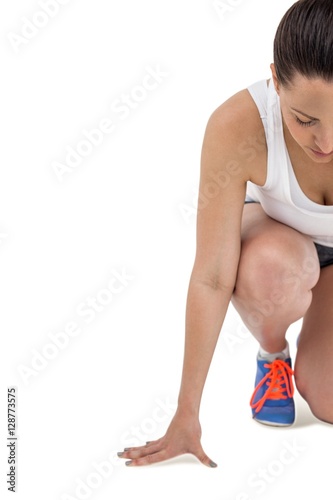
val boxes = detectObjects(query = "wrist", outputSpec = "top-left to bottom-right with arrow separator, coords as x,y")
176,399 -> 200,419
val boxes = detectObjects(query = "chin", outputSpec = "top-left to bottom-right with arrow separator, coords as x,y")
309,155 -> 333,165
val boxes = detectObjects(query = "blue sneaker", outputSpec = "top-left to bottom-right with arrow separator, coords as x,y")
250,358 -> 295,426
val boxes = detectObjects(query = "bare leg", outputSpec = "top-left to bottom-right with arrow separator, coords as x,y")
295,264 -> 333,423
231,204 -> 320,353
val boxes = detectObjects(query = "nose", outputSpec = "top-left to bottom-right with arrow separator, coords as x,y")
314,131 -> 333,154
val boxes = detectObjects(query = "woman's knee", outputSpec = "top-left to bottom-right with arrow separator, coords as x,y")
295,347 -> 333,424
295,371 -> 333,424
234,228 -> 320,306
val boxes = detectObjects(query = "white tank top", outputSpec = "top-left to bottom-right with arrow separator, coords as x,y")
246,79 -> 333,247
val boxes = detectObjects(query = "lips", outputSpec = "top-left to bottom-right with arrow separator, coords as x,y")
310,148 -> 333,158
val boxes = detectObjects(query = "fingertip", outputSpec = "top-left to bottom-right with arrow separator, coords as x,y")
198,453 -> 218,468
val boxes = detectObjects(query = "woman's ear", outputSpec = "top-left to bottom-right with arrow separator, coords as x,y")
270,63 -> 280,95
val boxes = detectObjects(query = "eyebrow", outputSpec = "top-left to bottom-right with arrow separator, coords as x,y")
290,107 -> 319,121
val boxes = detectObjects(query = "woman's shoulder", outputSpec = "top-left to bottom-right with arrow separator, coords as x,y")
203,85 -> 267,181
207,85 -> 265,140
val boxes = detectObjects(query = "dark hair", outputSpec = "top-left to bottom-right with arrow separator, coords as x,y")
274,0 -> 333,87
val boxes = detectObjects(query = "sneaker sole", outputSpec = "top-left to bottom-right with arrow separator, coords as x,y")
253,417 -> 294,427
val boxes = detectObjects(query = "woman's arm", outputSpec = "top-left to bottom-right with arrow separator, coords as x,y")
119,91 -> 257,467
178,101 -> 249,416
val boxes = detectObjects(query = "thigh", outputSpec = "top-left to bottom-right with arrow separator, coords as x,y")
296,264 -> 333,384
240,203 -> 317,250
232,204 -> 320,336
235,203 -> 320,290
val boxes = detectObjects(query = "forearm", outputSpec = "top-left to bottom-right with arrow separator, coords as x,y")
177,278 -> 232,417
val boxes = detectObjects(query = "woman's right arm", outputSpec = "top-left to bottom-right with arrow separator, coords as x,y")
119,91 -> 257,467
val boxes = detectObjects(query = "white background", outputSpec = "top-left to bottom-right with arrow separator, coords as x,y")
1,1 -> 332,499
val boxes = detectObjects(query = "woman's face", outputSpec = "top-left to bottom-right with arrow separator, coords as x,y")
271,64 -> 333,164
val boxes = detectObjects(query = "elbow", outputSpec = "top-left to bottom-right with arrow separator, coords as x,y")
191,273 -> 236,294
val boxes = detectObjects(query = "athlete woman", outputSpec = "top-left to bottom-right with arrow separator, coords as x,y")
118,0 -> 333,467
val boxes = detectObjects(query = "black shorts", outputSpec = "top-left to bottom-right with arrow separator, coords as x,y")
244,200 -> 333,268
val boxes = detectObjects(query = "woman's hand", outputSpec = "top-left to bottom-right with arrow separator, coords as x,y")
117,409 -> 217,468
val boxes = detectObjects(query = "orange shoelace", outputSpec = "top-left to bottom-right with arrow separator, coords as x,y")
250,359 -> 294,414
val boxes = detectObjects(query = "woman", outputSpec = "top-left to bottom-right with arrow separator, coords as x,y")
118,0 -> 333,467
